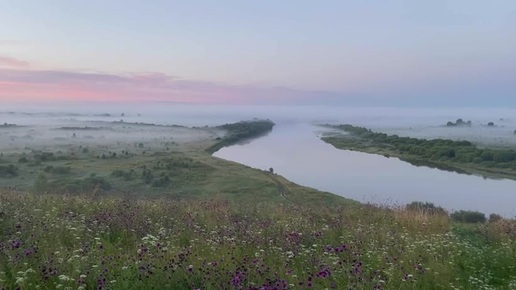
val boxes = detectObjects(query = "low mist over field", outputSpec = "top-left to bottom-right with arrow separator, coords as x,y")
3,103 -> 516,147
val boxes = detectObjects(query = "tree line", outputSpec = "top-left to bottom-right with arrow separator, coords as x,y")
329,124 -> 516,169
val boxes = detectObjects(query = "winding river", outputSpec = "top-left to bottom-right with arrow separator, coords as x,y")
214,123 -> 516,217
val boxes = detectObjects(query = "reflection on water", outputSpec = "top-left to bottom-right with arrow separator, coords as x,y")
214,123 -> 516,217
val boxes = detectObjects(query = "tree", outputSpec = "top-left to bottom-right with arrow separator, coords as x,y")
269,167 -> 274,174
451,210 -> 486,223
489,213 -> 503,223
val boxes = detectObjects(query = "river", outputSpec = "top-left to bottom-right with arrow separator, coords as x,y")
214,123 -> 516,217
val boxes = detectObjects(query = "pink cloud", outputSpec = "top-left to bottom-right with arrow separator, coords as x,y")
0,56 -> 30,68
0,62 -> 330,104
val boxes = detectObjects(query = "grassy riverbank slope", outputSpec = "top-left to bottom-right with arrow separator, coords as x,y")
1,119 -> 326,204
322,124 -> 516,180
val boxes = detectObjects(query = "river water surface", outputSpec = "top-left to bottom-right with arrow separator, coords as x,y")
214,123 -> 516,217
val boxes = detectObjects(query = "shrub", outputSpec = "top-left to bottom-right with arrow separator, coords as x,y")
50,176 -> 111,194
111,169 -> 135,181
33,152 -> 55,162
0,164 -> 18,177
489,213 -> 503,223
406,201 -> 448,215
142,168 -> 154,184
32,173 -> 48,193
152,175 -> 170,187
43,166 -> 71,174
451,210 -> 486,223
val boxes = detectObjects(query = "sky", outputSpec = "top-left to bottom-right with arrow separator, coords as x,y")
0,1 -> 515,106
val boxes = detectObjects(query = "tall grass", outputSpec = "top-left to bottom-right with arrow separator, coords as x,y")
1,191 -> 515,289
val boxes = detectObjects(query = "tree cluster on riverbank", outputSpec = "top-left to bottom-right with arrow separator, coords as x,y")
323,124 -> 516,177
206,120 -> 275,154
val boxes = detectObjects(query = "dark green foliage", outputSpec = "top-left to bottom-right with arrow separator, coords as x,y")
33,152 -> 56,162
43,165 -> 72,174
446,119 -> 472,127
489,214 -> 503,223
142,168 -> 154,184
152,174 -> 170,187
327,124 -> 516,169
50,176 -> 111,193
18,156 -> 28,163
111,169 -> 136,181
32,173 -> 48,193
206,120 -> 274,153
0,164 -> 18,177
451,210 -> 486,223
406,201 -> 448,215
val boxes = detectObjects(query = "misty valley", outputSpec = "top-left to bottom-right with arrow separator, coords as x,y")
1,107 -> 516,289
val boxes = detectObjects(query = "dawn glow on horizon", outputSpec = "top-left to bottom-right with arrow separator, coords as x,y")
0,1 -> 515,106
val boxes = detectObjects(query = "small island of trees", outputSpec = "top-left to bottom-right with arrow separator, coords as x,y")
446,118 -> 472,127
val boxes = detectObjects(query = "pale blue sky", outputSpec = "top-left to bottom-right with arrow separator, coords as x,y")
0,1 -> 515,105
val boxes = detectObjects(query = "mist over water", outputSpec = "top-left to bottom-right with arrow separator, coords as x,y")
2,102 -> 516,216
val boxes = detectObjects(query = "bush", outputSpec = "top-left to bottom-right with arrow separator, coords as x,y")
142,168 -> 154,184
489,213 -> 503,223
451,210 -> 486,223
32,173 -> 48,194
33,152 -> 55,162
111,169 -> 136,181
0,164 -> 18,177
152,175 -> 170,187
406,201 -> 448,215
50,176 -> 111,194
44,166 -> 71,174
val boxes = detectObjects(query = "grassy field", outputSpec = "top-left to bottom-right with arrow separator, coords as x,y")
1,120 -> 516,289
1,192 -> 516,289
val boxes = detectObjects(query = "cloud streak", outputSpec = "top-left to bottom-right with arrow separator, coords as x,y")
0,64 -> 331,104
0,56 -> 30,68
